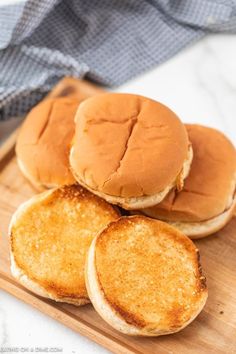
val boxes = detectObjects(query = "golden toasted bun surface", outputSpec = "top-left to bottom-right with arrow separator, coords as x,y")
16,97 -> 79,187
10,185 -> 120,304
88,216 -> 207,335
143,125 -> 236,222
71,93 -> 190,199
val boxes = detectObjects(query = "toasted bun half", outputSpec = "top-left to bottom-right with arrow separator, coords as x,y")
70,93 -> 192,209
141,125 -> 236,238
10,185 -> 120,305
85,216 -> 208,335
16,97 -> 79,189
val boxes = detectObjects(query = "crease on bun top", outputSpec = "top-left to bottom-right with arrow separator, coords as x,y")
141,124 -> 236,237
70,93 -> 192,209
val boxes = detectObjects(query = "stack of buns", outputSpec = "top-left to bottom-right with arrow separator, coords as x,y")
10,77 -> 236,337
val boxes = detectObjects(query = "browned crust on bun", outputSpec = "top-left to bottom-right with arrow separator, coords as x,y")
70,93 -> 191,209
152,195 -> 236,239
70,143 -> 192,210
85,216 -> 208,335
16,77 -> 103,190
10,184 -> 120,305
141,125 -> 236,233
16,97 -> 79,188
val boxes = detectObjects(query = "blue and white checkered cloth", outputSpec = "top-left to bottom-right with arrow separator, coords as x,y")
1,0 -> 236,120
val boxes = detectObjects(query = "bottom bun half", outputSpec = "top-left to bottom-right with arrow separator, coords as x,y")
10,185 -> 120,306
9,190 -> 89,305
85,219 -> 207,336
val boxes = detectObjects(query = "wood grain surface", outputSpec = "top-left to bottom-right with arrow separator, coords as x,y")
0,84 -> 236,353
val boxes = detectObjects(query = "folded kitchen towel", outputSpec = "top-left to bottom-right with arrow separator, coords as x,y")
0,0 -> 236,120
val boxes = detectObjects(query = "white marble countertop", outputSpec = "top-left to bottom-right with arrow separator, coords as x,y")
0,34 -> 236,353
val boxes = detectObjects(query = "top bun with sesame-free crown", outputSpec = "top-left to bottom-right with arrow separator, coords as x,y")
16,79 -> 103,190
16,98 -> 78,189
141,125 -> 236,238
70,93 -> 192,209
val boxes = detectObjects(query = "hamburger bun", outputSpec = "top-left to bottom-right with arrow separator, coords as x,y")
16,77 -> 103,190
70,93 -> 192,209
16,97 -> 79,189
85,216 -> 208,336
141,125 -> 236,238
10,185 -> 120,305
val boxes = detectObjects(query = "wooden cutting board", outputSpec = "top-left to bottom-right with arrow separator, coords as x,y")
0,125 -> 236,354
